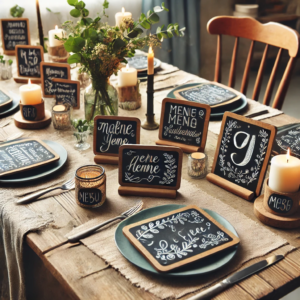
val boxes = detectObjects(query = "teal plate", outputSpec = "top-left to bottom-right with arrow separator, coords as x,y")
0,97 -> 19,118
0,140 -> 67,183
115,204 -> 239,277
167,83 -> 248,120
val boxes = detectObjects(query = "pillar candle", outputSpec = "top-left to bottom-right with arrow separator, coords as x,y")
148,46 -> 154,75
118,65 -> 137,87
115,7 -> 132,27
19,80 -> 42,105
269,149 -> 300,192
48,25 -> 64,47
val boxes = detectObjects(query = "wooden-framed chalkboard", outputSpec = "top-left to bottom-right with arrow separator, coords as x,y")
52,78 -> 80,109
0,139 -> 60,177
0,18 -> 30,55
40,62 -> 71,98
174,82 -> 241,108
0,88 -> 13,110
123,205 -> 240,272
156,98 -> 211,153
207,112 -> 276,200
15,45 -> 44,80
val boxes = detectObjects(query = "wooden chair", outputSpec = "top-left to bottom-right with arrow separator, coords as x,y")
207,16 -> 300,110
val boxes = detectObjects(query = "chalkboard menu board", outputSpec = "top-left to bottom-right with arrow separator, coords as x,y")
174,82 -> 240,107
0,139 -> 60,177
52,79 -> 80,109
123,205 -> 240,272
0,18 -> 30,55
119,145 -> 183,190
211,112 -> 276,196
16,45 -> 44,78
0,89 -> 12,108
93,116 -> 140,156
40,62 -> 71,98
159,98 -> 211,150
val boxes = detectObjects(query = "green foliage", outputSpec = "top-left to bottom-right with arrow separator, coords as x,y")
68,53 -> 81,64
10,5 -> 25,18
72,119 -> 90,132
0,55 -> 13,66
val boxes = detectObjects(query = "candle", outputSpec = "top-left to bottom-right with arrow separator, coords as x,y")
48,25 -> 64,47
115,7 -> 132,27
148,46 -> 154,75
188,152 -> 208,179
269,149 -> 300,192
19,79 -> 42,105
53,105 -> 66,112
52,104 -> 71,130
118,65 -> 137,87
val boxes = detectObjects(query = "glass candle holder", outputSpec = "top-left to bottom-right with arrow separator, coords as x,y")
188,152 -> 208,179
75,165 -> 106,208
0,62 -> 12,80
52,104 -> 71,130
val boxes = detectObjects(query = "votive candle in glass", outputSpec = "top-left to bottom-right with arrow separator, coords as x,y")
52,104 -> 71,130
75,165 -> 106,208
188,152 -> 208,179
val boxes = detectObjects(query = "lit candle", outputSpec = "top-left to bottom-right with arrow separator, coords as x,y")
269,149 -> 300,193
48,25 -> 64,47
118,65 -> 137,87
19,79 -> 42,105
115,7 -> 132,27
53,105 -> 66,112
148,46 -> 154,75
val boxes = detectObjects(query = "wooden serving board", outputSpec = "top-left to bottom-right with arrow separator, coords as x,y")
0,139 -> 60,177
123,205 -> 240,272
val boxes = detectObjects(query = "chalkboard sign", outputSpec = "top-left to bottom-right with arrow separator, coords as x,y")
0,139 -> 60,177
273,123 -> 300,158
52,78 -> 80,109
22,105 -> 37,121
123,205 -> 240,272
210,112 -> 276,197
40,62 -> 70,98
0,89 -> 12,109
78,188 -> 102,206
16,45 -> 44,78
93,116 -> 141,156
174,82 -> 240,107
119,145 -> 183,190
0,18 -> 30,55
268,194 -> 293,214
159,98 -> 211,151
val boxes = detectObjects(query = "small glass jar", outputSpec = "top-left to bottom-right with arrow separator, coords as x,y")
75,165 -> 106,208
188,152 -> 208,179
52,104 -> 72,130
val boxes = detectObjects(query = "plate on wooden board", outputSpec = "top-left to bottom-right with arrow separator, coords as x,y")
115,204 -> 239,277
0,140 -> 67,183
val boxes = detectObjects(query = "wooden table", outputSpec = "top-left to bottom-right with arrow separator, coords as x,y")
4,61 -> 300,300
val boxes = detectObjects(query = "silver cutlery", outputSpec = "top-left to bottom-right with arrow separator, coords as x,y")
186,254 -> 283,300
154,78 -> 196,92
0,132 -> 23,143
0,119 -> 11,128
17,178 -> 75,204
245,110 -> 269,119
67,200 -> 144,243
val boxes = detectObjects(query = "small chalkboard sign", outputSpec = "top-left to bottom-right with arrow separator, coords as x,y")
0,18 -> 30,55
15,45 -> 44,80
174,82 -> 240,108
156,98 -> 211,153
0,88 -> 12,111
52,78 -> 80,109
40,62 -> 71,98
93,116 -> 140,164
123,205 -> 240,272
0,139 -> 60,177
207,112 -> 276,200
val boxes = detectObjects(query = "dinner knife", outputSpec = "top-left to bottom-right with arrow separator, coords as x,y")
187,254 -> 283,300
244,110 -> 269,118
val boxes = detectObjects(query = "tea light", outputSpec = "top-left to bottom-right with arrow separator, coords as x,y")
75,165 -> 106,208
188,152 -> 208,179
115,7 -> 132,27
48,25 -> 64,47
19,79 -> 42,105
118,65 -> 137,87
52,104 -> 71,130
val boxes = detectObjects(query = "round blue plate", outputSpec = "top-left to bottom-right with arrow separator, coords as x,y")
0,140 -> 68,183
115,204 -> 239,277
167,83 -> 248,120
0,98 -> 19,118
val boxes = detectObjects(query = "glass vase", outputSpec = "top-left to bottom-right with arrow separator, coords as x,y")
84,80 -> 118,122
73,131 -> 90,151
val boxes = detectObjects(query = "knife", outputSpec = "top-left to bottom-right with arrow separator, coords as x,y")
244,110 -> 269,118
187,255 -> 283,300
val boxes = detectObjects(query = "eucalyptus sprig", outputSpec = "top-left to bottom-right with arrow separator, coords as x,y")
72,119 -> 91,132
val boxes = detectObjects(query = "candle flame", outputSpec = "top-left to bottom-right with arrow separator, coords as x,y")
55,25 -> 58,30
287,148 -> 290,163
125,64 -> 129,71
148,46 -> 153,54
122,7 -> 125,13
28,79 -> 31,85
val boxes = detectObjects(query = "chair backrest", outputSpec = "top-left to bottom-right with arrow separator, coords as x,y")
207,16 -> 300,110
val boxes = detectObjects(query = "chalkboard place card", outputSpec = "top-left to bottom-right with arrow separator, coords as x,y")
93,116 -> 141,165
15,45 -> 44,83
40,62 -> 71,98
0,88 -> 13,112
207,112 -> 276,201
174,82 -> 241,108
118,145 -> 183,198
52,78 -> 80,109
0,18 -> 30,55
123,205 -> 240,272
156,98 -> 211,153
0,139 -> 60,177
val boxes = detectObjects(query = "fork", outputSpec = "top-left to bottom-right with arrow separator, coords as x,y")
17,178 -> 75,204
67,200 -> 144,243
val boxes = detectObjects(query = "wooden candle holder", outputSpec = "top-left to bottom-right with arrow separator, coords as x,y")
117,82 -> 141,110
48,45 -> 69,63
